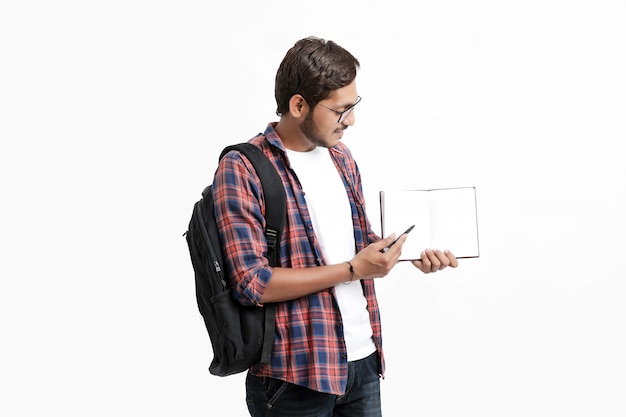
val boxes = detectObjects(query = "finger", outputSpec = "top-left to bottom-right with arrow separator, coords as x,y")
386,235 -> 409,266
419,250 -> 432,273
390,233 -> 409,252
384,233 -> 397,243
445,250 -> 459,268
375,234 -> 397,252
425,249 -> 442,272
411,259 -> 422,269
412,258 -> 430,274
432,249 -> 451,269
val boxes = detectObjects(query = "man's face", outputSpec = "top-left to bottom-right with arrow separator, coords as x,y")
299,81 -> 359,148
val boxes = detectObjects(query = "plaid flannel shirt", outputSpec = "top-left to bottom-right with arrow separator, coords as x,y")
213,123 -> 384,395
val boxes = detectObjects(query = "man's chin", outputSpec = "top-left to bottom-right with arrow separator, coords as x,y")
325,134 -> 342,147
305,130 -> 344,148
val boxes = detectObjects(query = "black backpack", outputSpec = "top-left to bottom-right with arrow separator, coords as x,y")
185,143 -> 286,376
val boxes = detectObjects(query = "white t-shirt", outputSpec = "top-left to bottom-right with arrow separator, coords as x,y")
286,147 -> 376,361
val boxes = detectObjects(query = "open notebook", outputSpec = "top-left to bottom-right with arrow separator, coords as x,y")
379,187 -> 480,261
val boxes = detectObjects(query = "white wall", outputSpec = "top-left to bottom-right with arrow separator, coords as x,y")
1,1 -> 625,416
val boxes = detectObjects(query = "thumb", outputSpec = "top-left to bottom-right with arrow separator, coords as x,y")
375,233 -> 397,251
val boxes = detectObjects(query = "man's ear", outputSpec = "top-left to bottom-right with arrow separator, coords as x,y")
288,94 -> 308,119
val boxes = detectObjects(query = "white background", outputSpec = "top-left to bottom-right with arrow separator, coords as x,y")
1,1 -> 625,416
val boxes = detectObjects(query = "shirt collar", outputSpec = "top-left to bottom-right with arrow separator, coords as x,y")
263,122 -> 286,153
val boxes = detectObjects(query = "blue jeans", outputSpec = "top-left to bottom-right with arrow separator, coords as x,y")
245,352 -> 382,417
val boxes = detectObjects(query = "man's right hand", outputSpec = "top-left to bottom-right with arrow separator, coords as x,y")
349,234 -> 408,280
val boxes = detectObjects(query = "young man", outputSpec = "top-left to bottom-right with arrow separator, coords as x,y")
212,37 -> 458,417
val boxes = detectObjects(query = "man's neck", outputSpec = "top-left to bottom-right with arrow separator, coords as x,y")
274,119 -> 316,152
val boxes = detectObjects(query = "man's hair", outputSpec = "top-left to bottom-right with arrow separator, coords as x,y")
275,37 -> 360,116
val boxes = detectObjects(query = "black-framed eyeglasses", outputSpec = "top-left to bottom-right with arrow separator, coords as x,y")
316,96 -> 362,124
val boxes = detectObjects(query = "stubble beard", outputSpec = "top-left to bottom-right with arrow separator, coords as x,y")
299,111 -> 346,149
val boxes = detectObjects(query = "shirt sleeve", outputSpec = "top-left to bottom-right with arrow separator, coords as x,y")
212,151 -> 273,306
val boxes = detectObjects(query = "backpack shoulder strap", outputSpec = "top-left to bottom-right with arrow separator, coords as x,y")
218,143 -> 286,267
218,142 -> 285,364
